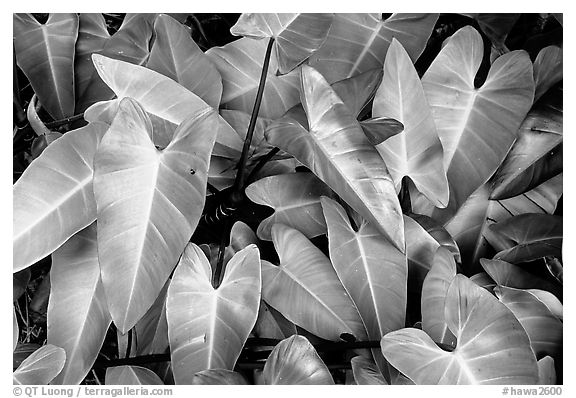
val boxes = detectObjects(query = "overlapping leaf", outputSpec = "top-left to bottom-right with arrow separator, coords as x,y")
262,224 -> 366,341
538,357 -> 556,385
322,197 -> 406,371
308,13 -> 438,83
495,286 -> 562,359
409,214 -> 461,263
533,46 -> 562,102
206,37 -> 301,119
13,344 -> 66,385
14,13 -> 78,119
191,370 -> 249,385
93,98 -> 217,333
382,275 -> 539,384
231,13 -> 333,74
421,247 -> 457,347
372,38 -> 448,207
267,65 -> 404,250
489,214 -> 562,263
105,366 -> 164,385
246,173 -> 334,240
13,122 -> 109,272
48,224 -> 111,385
148,14 -> 222,108
253,301 -> 297,340
166,244 -> 261,384
262,335 -> 334,385
351,356 -> 387,385
422,26 -> 534,221
132,282 -> 169,356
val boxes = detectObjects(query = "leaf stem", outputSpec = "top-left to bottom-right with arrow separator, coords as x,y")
232,37 -> 275,195
246,147 -> 280,184
212,218 -> 230,289
44,113 -> 85,129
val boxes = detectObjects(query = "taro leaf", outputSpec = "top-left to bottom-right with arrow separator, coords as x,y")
13,344 -> 66,385
373,38 -> 449,207
464,14 -> 520,53
421,247 -> 457,348
105,366 -> 164,385
267,65 -> 404,250
231,13 -> 334,74
322,197 -> 406,372
404,215 -> 441,297
490,214 -> 562,263
13,268 -> 31,302
253,300 -> 297,340
13,122 -> 109,272
526,290 -> 562,321
262,224 -> 366,341
75,13 -> 156,112
351,356 -> 388,385
13,14 -> 78,119
360,117 -> 404,146
444,174 -> 562,272
93,98 -> 217,333
246,173 -> 334,240
166,244 -> 261,384
206,37 -> 301,119
381,275 -> 539,384
470,272 -> 496,290
538,357 -> 556,385
422,26 -> 534,221
48,224 -> 111,385
491,88 -> 562,200
216,110 -> 268,160
262,335 -> 334,385
191,369 -> 249,385
133,281 -> 169,356
545,256 -> 563,284
308,14 -> 438,84
533,46 -> 562,102
495,286 -> 562,359
148,14 -> 222,108
13,307 -> 19,352
409,213 -> 461,263
480,259 -> 562,299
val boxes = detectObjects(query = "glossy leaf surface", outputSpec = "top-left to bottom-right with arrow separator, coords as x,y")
13,13 -> 78,119
231,13 -> 333,74
13,122 -> 109,272
382,275 -> 539,384
93,99 -> 217,333
351,356 -> 388,385
533,46 -> 562,102
262,335 -> 334,385
422,26 -> 534,220
105,366 -> 164,385
13,344 -> 66,385
538,357 -> 556,385
48,224 -> 111,385
262,224 -> 366,341
167,244 -> 261,384
373,39 -> 448,207
267,65 -> 404,250
191,370 -> 249,385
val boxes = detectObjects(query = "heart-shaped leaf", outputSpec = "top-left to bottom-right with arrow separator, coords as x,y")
308,13 -> 438,83
148,14 -> 222,108
267,65 -> 404,250
533,46 -> 562,102
480,259 -> 561,299
381,274 -> 539,384
13,122 -> 109,272
322,197 -> 406,372
538,356 -> 556,385
206,37 -> 301,119
351,356 -> 388,385
246,173 -> 334,240
495,286 -> 562,359
422,26 -> 534,221
167,244 -> 261,384
491,88 -> 562,200
490,214 -> 562,263
48,223 -> 111,385
75,13 -> 156,112
421,247 -> 457,348
262,335 -> 334,385
13,14 -> 78,119
13,344 -> 66,385
105,366 -> 164,385
93,98 -> 217,333
231,13 -> 334,74
191,370 -> 249,385
444,174 -> 562,271
373,38 -> 449,207
262,223 -> 366,341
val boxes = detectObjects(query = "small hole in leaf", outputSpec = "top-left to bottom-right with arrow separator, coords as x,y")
189,168 -> 196,175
